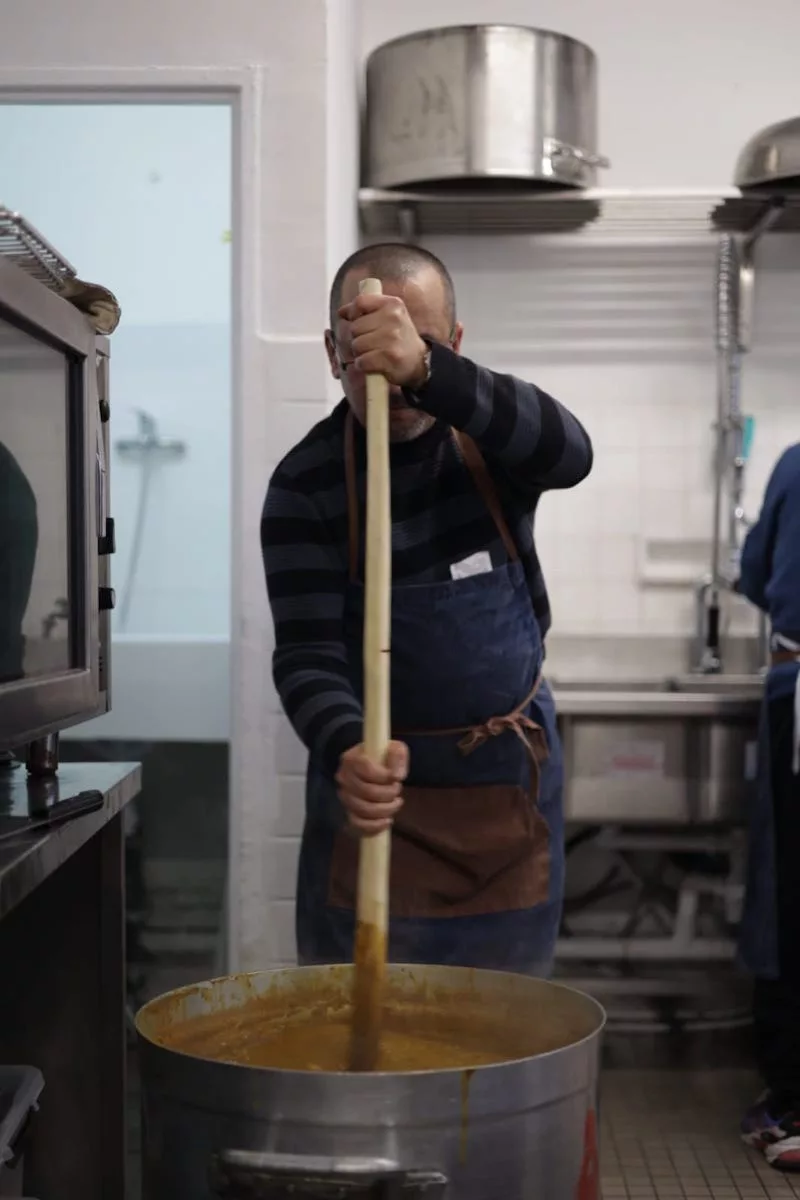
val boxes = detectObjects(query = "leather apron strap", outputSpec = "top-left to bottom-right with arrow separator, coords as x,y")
449,428 -> 520,565
343,409 -> 519,583
399,674 -> 549,793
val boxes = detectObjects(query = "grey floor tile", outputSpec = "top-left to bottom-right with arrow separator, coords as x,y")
601,1070 -> 800,1198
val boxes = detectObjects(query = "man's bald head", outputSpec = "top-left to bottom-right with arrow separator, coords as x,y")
325,243 -> 464,442
328,243 -> 457,332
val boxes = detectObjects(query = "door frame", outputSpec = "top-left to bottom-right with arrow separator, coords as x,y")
0,66 -> 259,972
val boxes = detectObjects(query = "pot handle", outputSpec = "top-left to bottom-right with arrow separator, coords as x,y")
544,137 -> 610,171
210,1149 -> 448,1199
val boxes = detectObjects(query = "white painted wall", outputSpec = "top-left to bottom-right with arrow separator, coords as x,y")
326,0 -> 361,367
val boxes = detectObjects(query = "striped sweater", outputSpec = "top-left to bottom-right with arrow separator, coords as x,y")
262,341 -> 593,775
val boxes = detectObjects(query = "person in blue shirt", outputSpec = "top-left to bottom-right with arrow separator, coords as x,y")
737,443 -> 800,1171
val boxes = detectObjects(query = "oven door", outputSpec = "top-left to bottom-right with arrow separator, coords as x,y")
0,256 -> 109,749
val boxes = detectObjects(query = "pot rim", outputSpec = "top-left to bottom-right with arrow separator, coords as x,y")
135,963 -> 606,1079
365,24 -> 598,64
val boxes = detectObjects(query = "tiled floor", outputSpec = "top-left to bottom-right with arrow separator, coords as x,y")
602,1069 -> 800,1199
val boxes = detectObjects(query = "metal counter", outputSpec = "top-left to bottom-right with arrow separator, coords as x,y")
0,760 -> 141,918
0,760 -> 141,1200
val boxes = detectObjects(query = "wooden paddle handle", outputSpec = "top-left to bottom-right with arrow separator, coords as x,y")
357,276 -> 391,940
349,278 -> 392,1071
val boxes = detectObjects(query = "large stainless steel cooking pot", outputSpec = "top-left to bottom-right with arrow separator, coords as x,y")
735,116 -> 800,190
364,25 -> 608,192
136,963 -> 605,1200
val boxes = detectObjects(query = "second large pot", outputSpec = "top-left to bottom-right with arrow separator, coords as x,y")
136,963 -> 604,1200
364,24 -> 608,191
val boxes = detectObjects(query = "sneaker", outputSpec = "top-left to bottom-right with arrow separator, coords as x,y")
742,1091 -> 800,1171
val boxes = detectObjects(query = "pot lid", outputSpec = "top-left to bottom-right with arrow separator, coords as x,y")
735,116 -> 800,191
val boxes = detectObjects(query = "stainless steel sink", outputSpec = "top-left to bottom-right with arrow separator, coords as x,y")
551,674 -> 763,692
549,674 -> 762,826
551,674 -> 762,717
668,673 -> 764,695
553,679 -> 666,694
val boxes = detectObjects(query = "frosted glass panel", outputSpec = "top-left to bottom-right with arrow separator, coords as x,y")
0,104 -> 233,641
0,105 -> 231,324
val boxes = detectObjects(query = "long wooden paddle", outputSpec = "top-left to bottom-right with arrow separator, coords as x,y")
349,277 -> 392,1073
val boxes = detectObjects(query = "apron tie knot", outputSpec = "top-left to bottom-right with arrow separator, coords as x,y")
457,712 -> 549,765
398,675 -> 546,767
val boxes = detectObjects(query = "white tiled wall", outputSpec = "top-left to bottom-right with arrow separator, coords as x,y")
436,235 -> 800,640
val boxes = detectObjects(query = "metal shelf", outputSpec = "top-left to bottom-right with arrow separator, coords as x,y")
360,185 -> 800,243
711,191 -> 800,234
0,207 -> 76,289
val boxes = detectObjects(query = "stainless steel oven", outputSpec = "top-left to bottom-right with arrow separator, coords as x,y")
0,254 -> 112,751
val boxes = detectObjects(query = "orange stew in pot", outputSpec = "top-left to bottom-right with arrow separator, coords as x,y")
151,976 -> 579,1073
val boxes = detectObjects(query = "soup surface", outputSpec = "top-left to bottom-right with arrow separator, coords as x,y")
159,1013 -> 516,1071
148,973 -> 587,1073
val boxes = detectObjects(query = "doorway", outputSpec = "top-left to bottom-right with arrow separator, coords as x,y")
0,99 -> 233,1003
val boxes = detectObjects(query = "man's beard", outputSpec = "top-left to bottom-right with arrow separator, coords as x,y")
388,401 -> 435,443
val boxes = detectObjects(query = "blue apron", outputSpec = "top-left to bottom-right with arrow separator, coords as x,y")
738,639 -> 800,979
295,414 -> 564,975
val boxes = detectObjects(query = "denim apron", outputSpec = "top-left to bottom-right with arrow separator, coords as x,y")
295,413 -> 564,975
738,636 -> 800,979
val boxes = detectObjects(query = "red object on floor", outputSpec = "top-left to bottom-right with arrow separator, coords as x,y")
576,1107 -> 599,1200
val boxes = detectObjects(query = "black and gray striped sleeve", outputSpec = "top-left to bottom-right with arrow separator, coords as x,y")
408,343 -> 593,492
261,468 -> 363,773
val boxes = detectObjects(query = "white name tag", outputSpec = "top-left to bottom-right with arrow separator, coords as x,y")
450,551 -> 492,580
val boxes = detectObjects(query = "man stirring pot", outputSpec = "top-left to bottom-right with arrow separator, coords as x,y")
262,244 -> 593,975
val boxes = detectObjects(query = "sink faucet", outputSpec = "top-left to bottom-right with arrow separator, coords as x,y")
693,236 -> 752,678
114,408 -> 186,459
41,596 -> 69,640
694,576 -> 722,674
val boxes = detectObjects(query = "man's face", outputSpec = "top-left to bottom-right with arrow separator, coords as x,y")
325,265 -> 464,443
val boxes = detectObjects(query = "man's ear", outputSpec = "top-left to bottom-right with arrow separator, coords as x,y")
450,322 -> 465,355
324,330 -> 341,380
